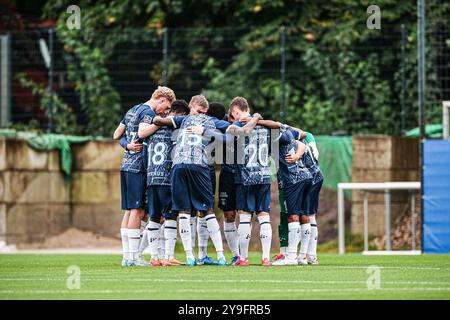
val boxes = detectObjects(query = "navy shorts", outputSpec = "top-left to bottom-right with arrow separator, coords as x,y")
171,164 -> 214,213
210,165 -> 216,207
236,183 -> 271,213
307,179 -> 323,215
283,179 -> 313,216
147,185 -> 173,221
210,166 -> 217,193
218,168 -> 236,211
120,171 -> 146,210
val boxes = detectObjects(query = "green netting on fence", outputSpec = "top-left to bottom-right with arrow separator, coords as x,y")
404,124 -> 443,138
315,136 -> 352,191
0,129 -> 103,175
268,135 -> 352,192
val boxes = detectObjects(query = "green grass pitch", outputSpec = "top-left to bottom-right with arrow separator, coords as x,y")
1,253 -> 450,300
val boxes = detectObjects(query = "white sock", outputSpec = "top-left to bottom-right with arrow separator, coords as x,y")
206,214 -> 225,260
158,222 -> 166,259
164,219 -> 177,260
138,220 -> 148,254
238,213 -> 252,260
127,228 -> 141,261
197,216 -> 209,259
287,222 -> 300,260
300,223 -> 312,257
258,215 -> 272,260
120,228 -> 129,260
179,214 -> 194,259
190,216 -> 197,252
280,247 -> 287,255
224,221 -> 240,257
308,215 -> 318,258
146,221 -> 161,260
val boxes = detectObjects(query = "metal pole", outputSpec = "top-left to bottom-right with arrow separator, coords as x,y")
338,185 -> 345,254
417,0 -> 426,255
0,33 -> 11,128
48,29 -> 54,133
163,27 -> 169,86
443,101 -> 450,139
280,26 -> 286,123
363,191 -> 369,252
418,0 -> 426,139
400,24 -> 406,133
411,191 -> 417,250
384,189 -> 392,250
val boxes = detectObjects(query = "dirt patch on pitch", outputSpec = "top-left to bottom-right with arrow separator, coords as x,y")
17,228 -> 121,249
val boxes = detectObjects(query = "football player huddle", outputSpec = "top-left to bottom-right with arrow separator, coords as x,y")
113,86 -> 323,267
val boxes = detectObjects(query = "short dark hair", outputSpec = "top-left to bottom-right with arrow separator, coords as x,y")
171,99 -> 189,115
207,102 -> 226,120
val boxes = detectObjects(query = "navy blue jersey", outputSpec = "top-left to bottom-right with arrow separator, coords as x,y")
289,128 -> 324,185
120,104 -> 156,173
277,128 -> 313,189
231,120 -> 272,186
146,127 -> 175,186
213,118 -> 231,133
171,114 -> 217,168
300,137 -> 324,184
222,135 -> 237,174
204,117 -> 234,173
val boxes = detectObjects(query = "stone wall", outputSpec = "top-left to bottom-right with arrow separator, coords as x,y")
0,139 -> 124,243
0,139 -> 70,243
2,136 -> 415,245
351,136 -> 420,236
70,141 -> 124,237
0,138 -> 283,248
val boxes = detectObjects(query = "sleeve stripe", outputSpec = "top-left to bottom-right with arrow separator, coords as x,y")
171,117 -> 177,129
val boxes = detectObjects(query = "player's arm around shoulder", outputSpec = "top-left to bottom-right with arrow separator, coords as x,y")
113,121 -> 126,140
138,123 -> 160,139
114,122 -> 142,153
286,140 -> 306,163
257,119 -> 282,129
227,113 -> 263,136
153,115 -> 186,128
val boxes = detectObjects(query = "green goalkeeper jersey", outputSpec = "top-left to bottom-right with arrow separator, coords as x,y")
305,131 -> 315,143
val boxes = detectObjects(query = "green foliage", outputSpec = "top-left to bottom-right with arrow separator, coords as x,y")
200,0 -> 449,134
38,0 -> 450,136
15,73 -> 79,135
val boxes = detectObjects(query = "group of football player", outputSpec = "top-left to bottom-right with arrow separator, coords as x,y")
113,86 -> 323,267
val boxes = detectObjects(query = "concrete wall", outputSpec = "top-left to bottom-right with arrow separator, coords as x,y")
0,139 -> 124,243
351,136 -> 420,236
0,138 -> 281,248
0,139 -> 70,243
1,135 -> 419,244
70,141 -> 123,237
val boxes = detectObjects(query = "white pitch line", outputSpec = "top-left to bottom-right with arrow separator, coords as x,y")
1,278 -> 450,286
1,288 -> 450,295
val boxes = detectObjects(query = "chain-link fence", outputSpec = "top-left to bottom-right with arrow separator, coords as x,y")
1,20 -> 449,136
